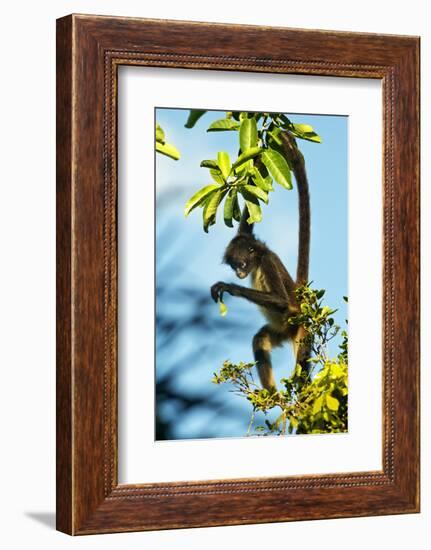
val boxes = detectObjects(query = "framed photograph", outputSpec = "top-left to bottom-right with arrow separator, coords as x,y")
56,14 -> 420,535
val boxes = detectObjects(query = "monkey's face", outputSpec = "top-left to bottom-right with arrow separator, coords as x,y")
223,235 -> 258,279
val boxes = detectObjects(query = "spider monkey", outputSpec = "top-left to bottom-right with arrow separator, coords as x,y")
211,131 -> 311,391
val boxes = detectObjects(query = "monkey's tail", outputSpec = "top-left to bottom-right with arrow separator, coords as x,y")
238,205 -> 254,235
279,132 -> 310,286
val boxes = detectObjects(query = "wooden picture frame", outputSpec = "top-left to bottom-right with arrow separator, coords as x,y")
56,14 -> 420,535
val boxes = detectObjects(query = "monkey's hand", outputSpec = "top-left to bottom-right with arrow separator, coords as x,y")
211,282 -> 232,303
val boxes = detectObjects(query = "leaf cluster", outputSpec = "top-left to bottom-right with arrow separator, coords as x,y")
183,111 -> 322,232
212,286 -> 348,436
281,360 -> 348,435
288,284 -> 341,361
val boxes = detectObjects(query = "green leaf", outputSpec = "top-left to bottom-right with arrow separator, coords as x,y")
302,132 -> 322,143
290,123 -> 322,143
207,119 -> 240,132
217,151 -> 231,180
232,191 -> 241,222
210,169 -> 225,185
293,123 -> 314,133
277,114 -> 293,128
243,184 -> 268,204
322,306 -> 337,316
184,184 -> 220,217
294,364 -> 302,378
267,127 -> 283,146
231,147 -> 262,170
184,109 -> 207,128
326,394 -> 340,411
218,299 -> 228,316
234,160 -> 253,175
200,159 -> 219,169
155,123 -> 165,143
312,395 -> 324,415
240,188 -> 262,224
223,189 -> 237,227
274,412 -> 286,428
156,141 -> 180,160
300,303 -> 310,313
245,201 -> 261,224
251,165 -> 273,191
330,365 -> 344,378
240,117 -> 258,151
200,160 -> 225,184
203,188 -> 227,232
261,148 -> 292,189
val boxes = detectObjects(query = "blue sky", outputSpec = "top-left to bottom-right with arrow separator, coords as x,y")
155,108 -> 348,440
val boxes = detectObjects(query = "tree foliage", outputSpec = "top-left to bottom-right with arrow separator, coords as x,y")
212,287 -> 348,436
183,111 -> 321,232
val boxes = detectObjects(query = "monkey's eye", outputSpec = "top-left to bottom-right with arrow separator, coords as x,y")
248,247 -> 254,253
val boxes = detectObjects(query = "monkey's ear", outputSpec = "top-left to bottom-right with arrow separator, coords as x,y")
238,206 -> 254,236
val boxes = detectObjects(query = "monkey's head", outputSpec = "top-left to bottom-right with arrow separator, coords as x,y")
223,234 -> 261,279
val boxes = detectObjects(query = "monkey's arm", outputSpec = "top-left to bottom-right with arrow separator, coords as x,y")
211,282 -> 289,312
212,254 -> 295,313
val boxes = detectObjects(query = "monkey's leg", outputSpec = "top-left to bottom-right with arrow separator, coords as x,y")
252,325 -> 284,392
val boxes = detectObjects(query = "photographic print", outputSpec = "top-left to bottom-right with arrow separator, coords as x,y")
155,108 -> 348,441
